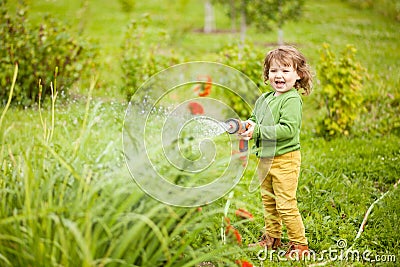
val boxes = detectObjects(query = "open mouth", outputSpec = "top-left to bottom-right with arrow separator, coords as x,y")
274,81 -> 285,87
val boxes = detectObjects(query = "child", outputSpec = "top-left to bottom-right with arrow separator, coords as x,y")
241,46 -> 312,259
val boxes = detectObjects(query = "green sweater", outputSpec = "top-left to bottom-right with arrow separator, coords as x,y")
249,88 -> 302,157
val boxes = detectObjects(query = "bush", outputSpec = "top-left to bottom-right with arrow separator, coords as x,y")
120,15 -> 183,101
216,42 -> 266,119
0,1 -> 98,106
316,44 -> 365,138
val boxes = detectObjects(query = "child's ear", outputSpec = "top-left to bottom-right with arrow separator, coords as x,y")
296,71 -> 301,80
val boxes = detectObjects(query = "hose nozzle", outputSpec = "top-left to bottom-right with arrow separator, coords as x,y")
224,118 -> 249,153
224,118 -> 248,134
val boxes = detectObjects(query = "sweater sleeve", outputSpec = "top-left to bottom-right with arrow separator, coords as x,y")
248,95 -> 262,123
252,97 -> 302,141
248,112 -> 257,123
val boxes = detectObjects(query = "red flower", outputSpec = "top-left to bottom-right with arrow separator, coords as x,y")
225,217 -> 242,245
193,75 -> 212,97
235,208 -> 254,220
235,260 -> 253,267
188,102 -> 204,115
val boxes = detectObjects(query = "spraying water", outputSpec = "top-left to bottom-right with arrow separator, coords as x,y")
123,62 -> 266,207
186,116 -> 228,138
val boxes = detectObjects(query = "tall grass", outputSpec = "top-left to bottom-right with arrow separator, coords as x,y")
0,68 -> 252,266
0,64 -> 17,131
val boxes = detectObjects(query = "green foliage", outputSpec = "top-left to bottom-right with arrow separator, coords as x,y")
214,0 -> 304,30
120,15 -> 183,101
357,91 -> 400,136
344,0 -> 373,9
316,44 -> 365,138
360,188 -> 400,261
250,0 -> 304,29
118,0 -> 135,13
217,42 -> 266,119
342,0 -> 400,21
0,2 -> 98,106
218,43 -> 265,88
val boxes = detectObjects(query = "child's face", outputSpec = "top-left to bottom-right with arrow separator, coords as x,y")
268,59 -> 300,96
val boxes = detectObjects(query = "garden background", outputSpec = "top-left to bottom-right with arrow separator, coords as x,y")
0,0 -> 399,266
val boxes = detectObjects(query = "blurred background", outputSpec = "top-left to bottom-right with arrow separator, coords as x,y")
0,0 -> 399,266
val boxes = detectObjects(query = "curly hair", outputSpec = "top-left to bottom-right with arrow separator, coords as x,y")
263,46 -> 313,96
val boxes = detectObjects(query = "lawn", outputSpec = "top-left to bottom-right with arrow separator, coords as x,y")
1,0 -> 399,266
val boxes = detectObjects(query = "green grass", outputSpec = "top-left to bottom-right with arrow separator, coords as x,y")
1,0 -> 400,266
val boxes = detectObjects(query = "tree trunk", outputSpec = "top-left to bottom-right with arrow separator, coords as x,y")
238,1 -> 246,60
204,0 -> 216,33
277,28 -> 284,45
230,0 -> 236,32
277,0 -> 284,45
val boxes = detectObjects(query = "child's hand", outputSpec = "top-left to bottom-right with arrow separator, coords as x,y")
240,120 -> 255,140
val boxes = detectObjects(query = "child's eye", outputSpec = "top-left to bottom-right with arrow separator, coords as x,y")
269,69 -> 277,72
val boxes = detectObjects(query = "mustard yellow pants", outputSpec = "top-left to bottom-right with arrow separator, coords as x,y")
257,150 -> 307,245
